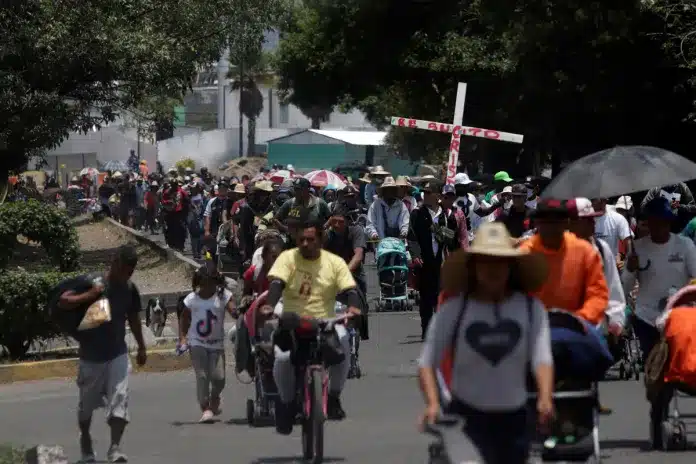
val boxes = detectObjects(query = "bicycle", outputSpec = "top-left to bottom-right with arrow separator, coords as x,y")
277,312 -> 351,464
335,302 -> 361,379
423,416 -> 482,464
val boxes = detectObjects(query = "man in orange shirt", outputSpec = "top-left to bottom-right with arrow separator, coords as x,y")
519,199 -> 608,324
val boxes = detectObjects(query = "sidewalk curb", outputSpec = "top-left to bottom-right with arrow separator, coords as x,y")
0,349 -> 190,384
105,218 -> 237,291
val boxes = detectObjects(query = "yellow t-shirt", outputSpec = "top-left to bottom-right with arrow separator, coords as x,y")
268,249 -> 356,319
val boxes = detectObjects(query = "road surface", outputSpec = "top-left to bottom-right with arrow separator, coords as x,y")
1,312 -> 696,463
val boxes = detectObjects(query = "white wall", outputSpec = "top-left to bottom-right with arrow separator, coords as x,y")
157,128 -> 301,171
42,118 -> 157,170
221,84 -> 374,130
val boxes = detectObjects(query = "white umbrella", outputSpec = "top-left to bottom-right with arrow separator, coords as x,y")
304,170 -> 347,189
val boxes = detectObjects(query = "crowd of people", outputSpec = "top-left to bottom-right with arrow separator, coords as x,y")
47,158 -> 696,463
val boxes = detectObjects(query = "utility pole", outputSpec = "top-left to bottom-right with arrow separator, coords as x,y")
238,59 -> 244,157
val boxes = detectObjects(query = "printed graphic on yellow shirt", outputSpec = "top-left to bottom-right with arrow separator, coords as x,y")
267,249 -> 356,319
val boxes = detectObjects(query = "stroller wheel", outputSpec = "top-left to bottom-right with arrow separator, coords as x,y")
618,364 -> 626,380
661,420 -> 675,450
246,399 -> 256,427
634,364 -> 641,380
355,366 -> 362,378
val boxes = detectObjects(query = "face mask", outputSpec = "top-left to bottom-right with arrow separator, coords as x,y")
504,200 -> 512,211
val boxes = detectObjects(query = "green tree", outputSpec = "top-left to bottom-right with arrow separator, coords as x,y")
273,0 -> 696,173
273,3 -> 339,129
0,0 -> 281,178
228,51 -> 275,155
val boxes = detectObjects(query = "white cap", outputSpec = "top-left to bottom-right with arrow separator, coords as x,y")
502,186 -> 513,194
614,195 -> 633,210
286,164 -> 294,171
454,173 -> 473,185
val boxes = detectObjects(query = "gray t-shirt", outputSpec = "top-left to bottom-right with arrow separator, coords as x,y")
419,292 -> 552,411
77,276 -> 141,362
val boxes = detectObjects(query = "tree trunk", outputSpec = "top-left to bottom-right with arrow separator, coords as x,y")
0,179 -> 8,204
311,118 -> 321,129
247,117 -> 257,156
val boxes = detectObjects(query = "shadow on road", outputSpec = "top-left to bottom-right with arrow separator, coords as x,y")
398,340 -> 423,345
170,419 -> 221,426
250,457 -> 345,464
600,439 -> 650,451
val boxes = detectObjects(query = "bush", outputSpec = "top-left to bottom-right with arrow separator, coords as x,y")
0,200 -> 80,271
175,157 -> 195,175
0,445 -> 23,464
0,269 -> 79,360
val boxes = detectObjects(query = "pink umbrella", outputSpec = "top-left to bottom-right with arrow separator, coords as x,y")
304,170 -> 346,189
269,169 -> 293,184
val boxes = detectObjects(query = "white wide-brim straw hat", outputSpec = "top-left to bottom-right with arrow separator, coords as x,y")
395,176 -> 411,187
377,176 -> 398,191
441,222 -> 548,294
370,165 -> 390,176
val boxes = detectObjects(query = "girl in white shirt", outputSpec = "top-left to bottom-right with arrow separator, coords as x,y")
179,264 -> 236,423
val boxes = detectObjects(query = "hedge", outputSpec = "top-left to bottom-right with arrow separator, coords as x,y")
0,445 -> 23,464
0,200 -> 80,271
0,269 -> 79,360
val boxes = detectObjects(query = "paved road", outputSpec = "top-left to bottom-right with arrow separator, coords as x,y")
2,312 -> 696,463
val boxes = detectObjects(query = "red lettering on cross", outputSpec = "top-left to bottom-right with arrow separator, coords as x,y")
398,118 -> 405,126
439,124 -> 451,133
449,138 -> 460,153
484,130 -> 500,139
408,119 -> 416,128
447,163 -> 456,179
469,128 -> 482,137
428,122 -> 437,131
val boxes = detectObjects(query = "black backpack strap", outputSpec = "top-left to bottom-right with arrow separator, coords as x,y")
450,294 -> 469,362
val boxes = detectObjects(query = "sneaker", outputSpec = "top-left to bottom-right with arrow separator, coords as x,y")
274,401 -> 294,435
199,409 -> 215,423
327,393 -> 346,421
79,433 -> 96,463
210,397 -> 223,416
107,445 -> 128,463
599,404 -> 613,415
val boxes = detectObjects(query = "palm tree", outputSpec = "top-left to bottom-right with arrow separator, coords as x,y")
228,51 -> 275,156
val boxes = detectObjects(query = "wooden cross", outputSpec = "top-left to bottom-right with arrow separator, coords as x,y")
390,82 -> 524,184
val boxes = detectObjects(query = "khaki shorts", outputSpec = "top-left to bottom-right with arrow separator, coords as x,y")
76,353 -> 130,423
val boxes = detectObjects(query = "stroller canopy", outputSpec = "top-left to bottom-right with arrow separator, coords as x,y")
376,238 -> 409,271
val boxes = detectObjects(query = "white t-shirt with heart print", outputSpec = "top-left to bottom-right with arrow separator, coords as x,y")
184,289 -> 233,350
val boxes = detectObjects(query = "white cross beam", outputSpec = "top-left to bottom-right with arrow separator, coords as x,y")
390,82 -> 524,185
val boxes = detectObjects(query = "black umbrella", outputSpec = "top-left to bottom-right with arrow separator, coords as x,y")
541,146 -> 696,199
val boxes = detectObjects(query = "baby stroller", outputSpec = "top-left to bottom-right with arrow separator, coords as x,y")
610,308 -> 643,381
375,238 -> 412,312
649,283 -> 696,451
242,291 -> 279,427
530,310 -> 613,462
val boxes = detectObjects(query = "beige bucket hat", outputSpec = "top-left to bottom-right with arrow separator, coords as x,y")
377,176 -> 399,192
253,180 -> 274,193
233,183 -> 246,194
395,176 -> 411,187
441,222 -> 548,295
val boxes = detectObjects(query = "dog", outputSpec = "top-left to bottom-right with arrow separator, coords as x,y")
144,297 -> 168,337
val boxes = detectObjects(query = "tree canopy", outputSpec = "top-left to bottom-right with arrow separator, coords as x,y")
273,0 -> 696,175
0,0 -> 284,176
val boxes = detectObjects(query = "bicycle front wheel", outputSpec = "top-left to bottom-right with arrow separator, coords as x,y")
310,369 -> 325,463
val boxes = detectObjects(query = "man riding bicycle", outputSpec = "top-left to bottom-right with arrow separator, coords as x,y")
261,219 -> 362,435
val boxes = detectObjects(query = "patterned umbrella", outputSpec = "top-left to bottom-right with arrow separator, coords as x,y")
101,160 -> 129,172
269,169 -> 293,184
79,167 -> 99,177
304,170 -> 346,189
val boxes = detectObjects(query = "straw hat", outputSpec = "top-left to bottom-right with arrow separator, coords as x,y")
112,171 -> 123,179
358,173 -> 371,183
233,183 -> 246,194
395,176 -> 411,187
370,165 -> 390,176
253,180 -> 273,193
377,176 -> 398,191
441,222 -> 548,295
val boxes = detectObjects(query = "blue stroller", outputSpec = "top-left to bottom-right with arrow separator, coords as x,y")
375,238 -> 412,312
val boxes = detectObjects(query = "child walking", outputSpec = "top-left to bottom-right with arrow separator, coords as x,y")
179,263 -> 236,422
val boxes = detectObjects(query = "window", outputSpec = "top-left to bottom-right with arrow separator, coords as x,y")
279,103 -> 289,124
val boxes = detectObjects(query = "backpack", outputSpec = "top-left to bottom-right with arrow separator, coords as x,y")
46,274 -> 100,337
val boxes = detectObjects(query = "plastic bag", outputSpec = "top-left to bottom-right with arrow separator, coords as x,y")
77,297 -> 112,331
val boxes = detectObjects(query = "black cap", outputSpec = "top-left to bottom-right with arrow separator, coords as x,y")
294,177 -> 311,189
511,184 -> 527,196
